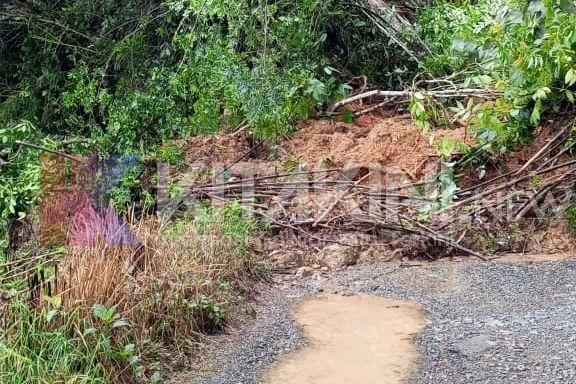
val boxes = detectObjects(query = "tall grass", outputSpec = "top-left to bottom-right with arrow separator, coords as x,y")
1,202 -> 258,383
0,300 -> 108,384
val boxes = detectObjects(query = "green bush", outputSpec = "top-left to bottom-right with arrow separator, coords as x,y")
0,0 -> 365,233
566,200 -> 576,232
419,0 -> 576,151
0,0 -> 352,147
0,300 -> 142,384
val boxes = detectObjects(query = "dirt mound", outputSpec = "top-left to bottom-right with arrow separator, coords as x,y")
528,220 -> 576,253
174,111 -> 575,262
287,116 -> 471,181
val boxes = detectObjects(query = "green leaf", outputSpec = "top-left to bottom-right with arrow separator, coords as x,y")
122,343 -> 135,355
566,90 -> 575,103
45,309 -> 59,323
112,319 -> 130,329
565,68 -> 576,86
92,304 -> 107,319
150,371 -> 163,384
342,110 -> 354,124
530,99 -> 542,125
42,294 -> 61,309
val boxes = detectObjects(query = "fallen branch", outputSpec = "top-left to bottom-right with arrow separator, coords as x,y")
329,88 -> 500,112
353,97 -> 399,116
15,140 -> 84,163
256,211 -> 390,248
515,120 -> 573,175
312,172 -> 372,227
366,196 -> 487,260
514,172 -> 573,220
439,158 -> 576,214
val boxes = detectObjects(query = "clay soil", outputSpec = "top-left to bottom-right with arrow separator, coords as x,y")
287,116 -> 473,182
174,110 -> 576,259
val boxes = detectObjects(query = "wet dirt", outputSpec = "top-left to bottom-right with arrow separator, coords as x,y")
287,116 -> 472,181
261,293 -> 427,384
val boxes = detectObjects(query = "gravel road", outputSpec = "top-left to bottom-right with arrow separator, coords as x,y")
172,255 -> 576,384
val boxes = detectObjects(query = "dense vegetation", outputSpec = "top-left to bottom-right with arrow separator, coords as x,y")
0,0 -> 418,243
419,0 -> 576,151
1,0 -> 575,382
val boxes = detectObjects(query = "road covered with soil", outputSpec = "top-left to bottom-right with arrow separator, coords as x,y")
170,254 -> 576,384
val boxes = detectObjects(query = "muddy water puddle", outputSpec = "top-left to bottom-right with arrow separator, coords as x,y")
262,293 -> 427,384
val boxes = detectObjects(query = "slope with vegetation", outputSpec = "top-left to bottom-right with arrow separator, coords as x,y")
1,0 -> 576,382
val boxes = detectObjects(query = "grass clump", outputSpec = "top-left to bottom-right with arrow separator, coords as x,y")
1,202 -> 258,383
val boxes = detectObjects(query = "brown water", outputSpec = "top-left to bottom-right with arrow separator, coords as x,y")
262,293 -> 427,384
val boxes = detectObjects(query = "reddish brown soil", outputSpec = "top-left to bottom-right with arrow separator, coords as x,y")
286,116 -> 472,182
528,220 -> 576,253
174,111 -> 575,259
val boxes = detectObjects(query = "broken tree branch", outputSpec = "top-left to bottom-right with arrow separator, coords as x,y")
15,140 -> 84,163
515,120 -> 574,175
328,88 -> 500,112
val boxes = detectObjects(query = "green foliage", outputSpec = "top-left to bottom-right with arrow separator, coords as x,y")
155,143 -> 184,166
195,201 -> 254,246
106,161 -> 153,214
419,0 -> 576,151
0,121 -> 41,247
409,91 -> 450,131
3,0 -> 399,232
0,299 -> 143,384
436,137 -> 471,158
0,121 -> 40,220
196,295 -> 224,327
0,0 -> 351,147
319,2 -> 419,87
565,200 -> 576,232
418,164 -> 460,221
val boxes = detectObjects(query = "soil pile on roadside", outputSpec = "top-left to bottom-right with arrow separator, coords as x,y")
287,116 -> 472,180
174,112 -> 576,264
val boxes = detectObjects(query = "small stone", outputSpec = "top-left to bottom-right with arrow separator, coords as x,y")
315,244 -> 359,269
296,266 -> 314,278
450,335 -> 495,358
269,250 -> 293,269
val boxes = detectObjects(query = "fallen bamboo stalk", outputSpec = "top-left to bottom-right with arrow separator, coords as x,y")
312,172 -> 373,227
186,169 -> 342,189
256,211 -> 391,247
439,159 -> 576,214
15,140 -> 84,163
514,172 -> 573,220
0,250 -> 63,269
366,197 -> 487,260
515,120 -> 573,175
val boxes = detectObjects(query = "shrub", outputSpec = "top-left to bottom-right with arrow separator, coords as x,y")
419,0 -> 576,151
565,200 -> 576,233
0,300 -> 111,384
1,202 -> 257,382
